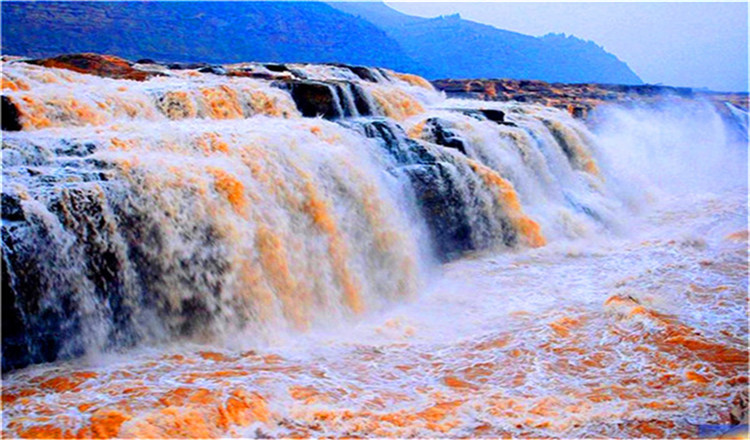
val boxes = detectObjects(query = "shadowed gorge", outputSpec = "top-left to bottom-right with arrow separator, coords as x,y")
1,53 -> 748,438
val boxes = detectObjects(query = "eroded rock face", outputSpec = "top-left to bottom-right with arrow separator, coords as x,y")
26,53 -> 163,81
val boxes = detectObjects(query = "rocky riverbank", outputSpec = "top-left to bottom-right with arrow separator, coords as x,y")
432,78 -> 749,120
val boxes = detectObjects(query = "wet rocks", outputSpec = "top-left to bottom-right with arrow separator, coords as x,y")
280,80 -> 342,119
167,62 -> 210,70
1,133 -> 138,372
197,65 -> 227,75
2,96 -> 22,131
1,192 -> 24,222
350,83 -> 374,116
403,163 -> 474,259
155,91 -> 197,120
329,81 -> 365,117
227,71 -> 283,81
429,108 -> 511,127
327,63 -> 380,82
54,140 -> 98,157
2,216 -> 84,372
344,118 -> 497,260
26,53 -> 163,81
422,118 -> 468,154
278,79 -> 370,119
349,65 -> 381,82
477,109 -> 505,124
263,63 -> 289,73
1,171 -> 128,372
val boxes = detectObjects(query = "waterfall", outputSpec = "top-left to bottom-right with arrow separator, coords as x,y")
2,55 -> 742,372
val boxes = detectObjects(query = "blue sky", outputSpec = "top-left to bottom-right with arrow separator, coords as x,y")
385,2 -> 748,92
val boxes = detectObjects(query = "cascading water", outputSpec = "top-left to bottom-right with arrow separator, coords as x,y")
1,58 -> 585,369
1,56 -> 747,438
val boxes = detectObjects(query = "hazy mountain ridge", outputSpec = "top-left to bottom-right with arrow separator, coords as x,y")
2,1 -> 641,85
330,2 -> 643,84
1,1 -> 422,72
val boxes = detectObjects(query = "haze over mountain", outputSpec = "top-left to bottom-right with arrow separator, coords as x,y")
388,2 -> 748,92
329,2 -> 642,84
2,1 -> 642,84
0,1 -> 420,72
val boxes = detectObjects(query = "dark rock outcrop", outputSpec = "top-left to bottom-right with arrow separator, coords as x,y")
264,63 -> 289,73
281,80 -> 342,119
350,84 -> 375,116
167,62 -> 210,70
277,79 -> 377,119
402,163 -> 474,257
1,192 -> 24,222
197,65 -> 227,75
2,96 -> 22,131
422,118 -> 468,155
477,109 -> 505,123
353,120 -> 475,258
26,53 -> 162,81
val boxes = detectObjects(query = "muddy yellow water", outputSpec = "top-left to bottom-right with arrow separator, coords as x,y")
2,191 -> 746,439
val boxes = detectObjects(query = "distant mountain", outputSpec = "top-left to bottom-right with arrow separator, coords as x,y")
1,1 -> 642,85
330,2 -> 643,84
0,1 -> 421,72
